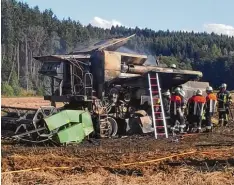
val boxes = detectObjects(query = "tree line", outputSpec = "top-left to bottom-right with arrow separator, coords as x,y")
1,0 -> 234,96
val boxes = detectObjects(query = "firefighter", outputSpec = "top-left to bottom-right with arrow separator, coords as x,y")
162,90 -> 171,116
162,90 -> 171,129
192,89 -> 206,133
205,86 -> 217,132
170,87 -> 186,133
186,90 -> 196,127
217,83 -> 233,126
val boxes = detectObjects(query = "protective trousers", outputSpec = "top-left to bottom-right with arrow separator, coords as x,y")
205,112 -> 213,129
218,110 -> 229,126
170,108 -> 185,127
192,115 -> 202,130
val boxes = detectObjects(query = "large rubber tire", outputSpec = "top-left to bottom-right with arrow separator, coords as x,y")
107,117 -> 118,136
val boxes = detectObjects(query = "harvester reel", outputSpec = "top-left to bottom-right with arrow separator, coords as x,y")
32,106 -> 58,130
13,106 -> 58,143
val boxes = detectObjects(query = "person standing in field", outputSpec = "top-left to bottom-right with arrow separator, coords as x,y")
191,89 -> 206,133
170,87 -> 186,133
217,83 -> 232,126
205,86 -> 217,132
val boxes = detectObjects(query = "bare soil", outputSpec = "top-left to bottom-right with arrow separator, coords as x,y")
1,97 -> 234,185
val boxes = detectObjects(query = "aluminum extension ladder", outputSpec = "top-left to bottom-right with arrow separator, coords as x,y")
148,73 -> 168,139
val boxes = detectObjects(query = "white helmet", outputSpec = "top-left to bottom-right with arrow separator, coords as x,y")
196,89 -> 202,96
170,64 -> 177,69
174,87 -> 181,94
163,90 -> 171,96
221,83 -> 227,89
206,86 -> 213,92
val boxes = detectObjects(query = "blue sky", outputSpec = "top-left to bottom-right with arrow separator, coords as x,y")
20,0 -> 234,36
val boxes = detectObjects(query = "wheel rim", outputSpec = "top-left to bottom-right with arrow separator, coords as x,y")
99,117 -> 118,137
108,117 -> 118,136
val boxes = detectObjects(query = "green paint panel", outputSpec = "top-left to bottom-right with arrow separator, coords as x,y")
57,123 -> 86,143
43,109 -> 94,144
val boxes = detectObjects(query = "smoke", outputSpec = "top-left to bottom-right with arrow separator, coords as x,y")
72,38 -> 106,53
116,46 -> 139,54
144,55 -> 157,66
117,46 -> 163,66
72,37 -> 168,67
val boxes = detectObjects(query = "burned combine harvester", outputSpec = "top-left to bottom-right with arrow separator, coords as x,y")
1,35 -> 203,144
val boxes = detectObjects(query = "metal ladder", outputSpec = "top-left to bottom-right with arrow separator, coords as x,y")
84,72 -> 93,101
148,73 -> 168,139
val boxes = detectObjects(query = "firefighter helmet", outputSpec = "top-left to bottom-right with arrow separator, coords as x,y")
163,90 -> 171,96
196,89 -> 202,96
174,87 -> 181,94
206,86 -> 213,92
221,83 -> 227,89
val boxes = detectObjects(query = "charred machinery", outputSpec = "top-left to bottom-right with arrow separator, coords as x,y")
1,35 -> 203,144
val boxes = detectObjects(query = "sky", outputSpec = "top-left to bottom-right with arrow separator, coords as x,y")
20,0 -> 234,36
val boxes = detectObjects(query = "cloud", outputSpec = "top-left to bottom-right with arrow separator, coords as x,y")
90,17 -> 122,29
203,23 -> 234,36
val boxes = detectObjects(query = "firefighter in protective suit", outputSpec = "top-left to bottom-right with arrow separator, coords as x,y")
162,90 -> 171,129
191,89 -> 206,133
170,87 -> 186,133
217,83 -> 232,126
205,86 -> 217,132
186,90 -> 196,127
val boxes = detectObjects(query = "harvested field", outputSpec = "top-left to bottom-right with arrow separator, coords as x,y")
1,97 -> 63,109
1,97 -> 234,185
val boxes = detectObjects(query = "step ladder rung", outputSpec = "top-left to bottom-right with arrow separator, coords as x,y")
150,78 -> 157,79
154,112 -> 162,114
155,118 -> 163,120
157,133 -> 166,136
151,91 -> 159,93
151,84 -> 158,86
156,126 -> 165,128
153,105 -> 161,107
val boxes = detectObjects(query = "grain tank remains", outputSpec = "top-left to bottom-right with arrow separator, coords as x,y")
1,34 -> 203,144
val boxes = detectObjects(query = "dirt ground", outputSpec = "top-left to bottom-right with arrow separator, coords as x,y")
1,97 -> 234,185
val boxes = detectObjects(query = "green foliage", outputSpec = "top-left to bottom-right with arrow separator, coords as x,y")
9,71 -> 21,96
19,89 -> 36,97
1,82 -> 14,96
36,86 -> 44,96
211,44 -> 222,58
160,56 -> 180,68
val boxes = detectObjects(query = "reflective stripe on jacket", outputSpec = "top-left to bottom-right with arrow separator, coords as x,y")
206,93 -> 217,113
